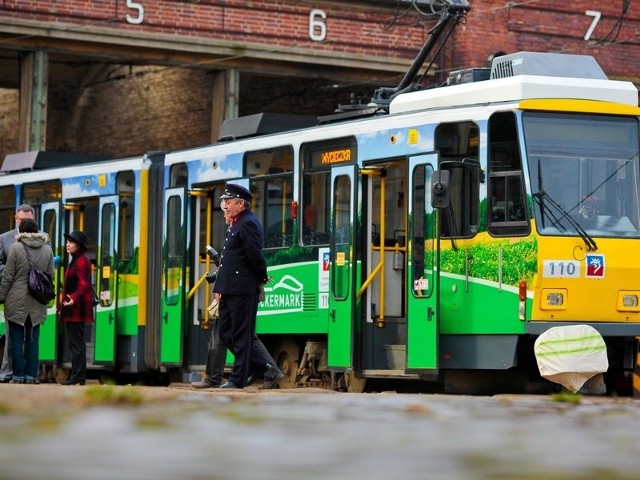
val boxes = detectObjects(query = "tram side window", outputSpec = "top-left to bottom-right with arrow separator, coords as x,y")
246,147 -> 294,249
170,163 -> 188,187
165,195 -> 183,306
488,112 -> 529,236
117,171 -> 135,260
100,203 -> 116,306
435,121 -> 480,238
301,139 -> 357,246
302,171 -> 331,245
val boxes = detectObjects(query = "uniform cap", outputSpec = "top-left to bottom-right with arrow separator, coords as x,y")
220,183 -> 253,201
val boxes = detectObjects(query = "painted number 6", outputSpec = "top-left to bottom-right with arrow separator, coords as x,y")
309,9 -> 327,42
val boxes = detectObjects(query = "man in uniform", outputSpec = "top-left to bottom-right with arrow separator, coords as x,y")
213,183 -> 271,389
192,207 -> 284,389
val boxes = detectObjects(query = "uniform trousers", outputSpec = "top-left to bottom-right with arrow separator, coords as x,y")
217,293 -> 259,387
206,317 -> 278,384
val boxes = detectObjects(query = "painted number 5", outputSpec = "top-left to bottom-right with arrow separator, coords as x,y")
126,0 -> 145,25
584,10 -> 601,41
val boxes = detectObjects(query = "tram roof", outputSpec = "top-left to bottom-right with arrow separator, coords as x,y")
0,150 -> 111,173
390,75 -> 638,115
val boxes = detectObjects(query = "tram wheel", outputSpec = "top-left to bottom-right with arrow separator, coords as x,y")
344,371 -> 367,393
54,366 -> 71,384
275,339 -> 300,389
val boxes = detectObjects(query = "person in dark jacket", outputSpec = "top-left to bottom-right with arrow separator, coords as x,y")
212,183 -> 269,389
59,230 -> 94,386
192,208 -> 284,390
0,218 -> 54,384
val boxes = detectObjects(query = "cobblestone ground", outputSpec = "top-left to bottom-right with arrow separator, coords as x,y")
1,383 -> 639,480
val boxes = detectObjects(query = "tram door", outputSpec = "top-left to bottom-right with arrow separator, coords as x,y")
161,187 -> 187,364
94,196 -> 119,364
327,165 -> 358,368
39,202 -> 61,362
406,154 -> 439,370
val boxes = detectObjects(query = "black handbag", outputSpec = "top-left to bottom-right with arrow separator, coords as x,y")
22,243 -> 56,305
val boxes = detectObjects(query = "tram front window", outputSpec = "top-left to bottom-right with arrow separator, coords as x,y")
524,112 -> 640,238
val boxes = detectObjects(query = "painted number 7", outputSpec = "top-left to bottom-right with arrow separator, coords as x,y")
584,10 -> 601,41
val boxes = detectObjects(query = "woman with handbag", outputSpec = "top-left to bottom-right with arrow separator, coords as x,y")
0,218 -> 54,384
58,230 -> 94,386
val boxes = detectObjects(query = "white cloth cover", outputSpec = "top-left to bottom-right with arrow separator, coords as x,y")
534,324 -> 609,393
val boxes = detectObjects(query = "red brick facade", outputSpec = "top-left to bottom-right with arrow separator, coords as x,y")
452,1 -> 640,82
0,0 -> 638,160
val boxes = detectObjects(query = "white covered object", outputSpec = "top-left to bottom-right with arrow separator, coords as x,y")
534,325 -> 609,393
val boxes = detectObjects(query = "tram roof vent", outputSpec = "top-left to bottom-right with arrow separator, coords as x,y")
490,51 -> 607,80
1,150 -> 111,173
218,113 -> 317,142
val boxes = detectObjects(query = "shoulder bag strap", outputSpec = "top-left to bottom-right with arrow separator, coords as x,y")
21,242 -> 33,266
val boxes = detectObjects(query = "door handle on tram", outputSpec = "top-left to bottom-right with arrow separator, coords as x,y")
427,307 -> 434,321
330,309 -> 336,322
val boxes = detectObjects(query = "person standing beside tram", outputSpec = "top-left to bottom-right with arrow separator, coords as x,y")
58,231 -> 94,386
192,207 -> 284,390
212,183 -> 271,389
0,204 -> 39,383
0,218 -> 54,384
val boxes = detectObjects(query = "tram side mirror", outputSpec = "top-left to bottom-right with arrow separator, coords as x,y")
431,170 -> 451,209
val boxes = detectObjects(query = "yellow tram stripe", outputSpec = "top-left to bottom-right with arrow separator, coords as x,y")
138,162 -> 150,326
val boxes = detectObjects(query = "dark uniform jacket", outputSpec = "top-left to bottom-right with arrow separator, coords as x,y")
59,252 -> 94,324
213,210 -> 268,295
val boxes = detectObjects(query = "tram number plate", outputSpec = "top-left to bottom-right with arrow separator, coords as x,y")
543,260 -> 580,278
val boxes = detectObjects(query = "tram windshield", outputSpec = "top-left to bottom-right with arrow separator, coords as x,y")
524,112 -> 640,238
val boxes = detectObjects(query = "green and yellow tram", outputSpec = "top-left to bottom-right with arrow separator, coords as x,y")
1,49 -> 639,394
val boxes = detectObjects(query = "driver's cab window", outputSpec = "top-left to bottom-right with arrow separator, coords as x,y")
488,111 -> 529,236
435,121 -> 480,238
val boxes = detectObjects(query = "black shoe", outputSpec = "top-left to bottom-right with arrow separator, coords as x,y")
62,378 -> 86,386
260,364 -> 285,390
219,381 -> 241,389
10,379 -> 24,384
191,378 -> 220,389
25,379 -> 40,385
245,374 -> 256,387
0,376 -> 13,383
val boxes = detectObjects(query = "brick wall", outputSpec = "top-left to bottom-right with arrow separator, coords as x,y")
0,0 -> 638,161
0,0 -> 426,59
0,90 -> 19,159
452,1 -> 640,81
49,67 -> 216,158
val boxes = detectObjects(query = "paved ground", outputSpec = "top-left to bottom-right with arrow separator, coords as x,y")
1,383 -> 639,480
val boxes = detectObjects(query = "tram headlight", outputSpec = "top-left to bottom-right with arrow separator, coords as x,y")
547,293 -> 564,306
541,289 -> 567,310
617,291 -> 640,312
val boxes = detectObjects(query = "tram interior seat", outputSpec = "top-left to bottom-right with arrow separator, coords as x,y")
491,200 -> 526,222
264,233 -> 292,248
